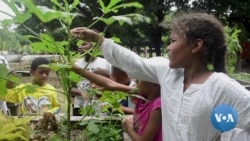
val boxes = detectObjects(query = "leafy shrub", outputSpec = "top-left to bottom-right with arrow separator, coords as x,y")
0,113 -> 31,141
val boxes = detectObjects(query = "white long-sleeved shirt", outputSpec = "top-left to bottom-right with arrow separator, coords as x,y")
101,39 -> 250,141
0,55 -> 9,114
0,55 -> 9,69
0,101 -> 8,114
73,57 -> 111,108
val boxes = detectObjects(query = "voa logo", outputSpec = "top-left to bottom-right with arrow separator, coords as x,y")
214,113 -> 234,123
210,104 -> 238,132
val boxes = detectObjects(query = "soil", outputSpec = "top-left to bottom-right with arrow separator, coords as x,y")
30,113 -> 87,141
31,129 -> 87,141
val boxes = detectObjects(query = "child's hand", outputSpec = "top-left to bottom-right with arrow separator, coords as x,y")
70,27 -> 103,44
123,117 -> 134,132
35,112 -> 58,131
130,96 -> 138,104
6,70 -> 18,89
80,91 -> 89,101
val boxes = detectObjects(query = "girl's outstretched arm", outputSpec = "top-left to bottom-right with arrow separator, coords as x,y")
72,65 -> 134,92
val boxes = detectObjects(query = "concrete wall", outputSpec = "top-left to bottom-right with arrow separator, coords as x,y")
3,54 -> 60,63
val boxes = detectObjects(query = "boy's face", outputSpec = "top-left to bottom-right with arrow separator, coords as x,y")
78,42 -> 92,54
30,67 -> 50,86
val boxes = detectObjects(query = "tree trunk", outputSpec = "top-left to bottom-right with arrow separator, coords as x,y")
149,26 -> 162,57
149,6 -> 164,57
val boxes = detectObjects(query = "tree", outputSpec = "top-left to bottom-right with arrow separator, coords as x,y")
179,0 -> 250,41
10,0 -> 169,56
0,29 -> 30,53
5,0 -> 250,57
73,0 -> 171,57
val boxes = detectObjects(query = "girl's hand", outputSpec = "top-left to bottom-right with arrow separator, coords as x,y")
123,117 -> 134,132
70,27 -> 104,44
130,96 -> 138,104
80,91 -> 89,101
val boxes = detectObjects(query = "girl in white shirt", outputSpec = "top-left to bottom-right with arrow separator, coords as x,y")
71,12 -> 250,141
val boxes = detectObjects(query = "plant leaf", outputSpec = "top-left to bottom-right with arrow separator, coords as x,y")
87,121 -> 100,133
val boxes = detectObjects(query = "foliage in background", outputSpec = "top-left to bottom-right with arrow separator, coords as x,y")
230,72 -> 250,83
1,0 -> 250,56
0,29 -> 30,54
205,26 -> 242,74
224,26 -> 242,74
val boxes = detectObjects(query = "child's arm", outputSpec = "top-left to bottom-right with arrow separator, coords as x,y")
71,87 -> 89,100
123,109 -> 162,141
121,105 -> 134,114
72,65 -> 134,92
0,71 -> 20,103
0,86 -> 21,103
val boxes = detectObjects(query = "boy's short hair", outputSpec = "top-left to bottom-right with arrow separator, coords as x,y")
30,57 -> 50,71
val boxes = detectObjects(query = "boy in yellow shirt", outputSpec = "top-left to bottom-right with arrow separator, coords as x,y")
1,57 -> 60,116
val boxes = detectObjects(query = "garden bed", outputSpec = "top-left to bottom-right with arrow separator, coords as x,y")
28,115 -> 127,141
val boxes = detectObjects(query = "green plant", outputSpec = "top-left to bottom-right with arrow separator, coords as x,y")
78,90 -> 127,141
224,25 -> 242,73
0,113 -> 32,141
85,122 -> 123,141
1,0 -> 146,140
229,72 -> 250,83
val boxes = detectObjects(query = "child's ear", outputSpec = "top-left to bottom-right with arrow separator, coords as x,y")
192,39 -> 203,53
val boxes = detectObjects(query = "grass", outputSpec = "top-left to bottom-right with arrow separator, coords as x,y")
230,72 -> 250,83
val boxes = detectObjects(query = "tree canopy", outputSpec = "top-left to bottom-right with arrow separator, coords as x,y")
1,0 -> 250,56
0,28 -> 30,53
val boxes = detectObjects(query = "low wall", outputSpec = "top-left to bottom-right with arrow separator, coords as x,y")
3,54 -> 60,63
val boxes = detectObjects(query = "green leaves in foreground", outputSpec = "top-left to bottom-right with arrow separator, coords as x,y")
85,120 -> 122,141
95,0 -> 149,26
0,114 -> 31,141
97,13 -> 151,26
98,0 -> 143,14
0,64 -> 19,96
